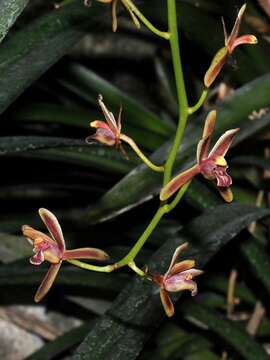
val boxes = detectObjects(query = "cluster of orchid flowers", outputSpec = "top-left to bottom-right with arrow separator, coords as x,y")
23,3 -> 257,317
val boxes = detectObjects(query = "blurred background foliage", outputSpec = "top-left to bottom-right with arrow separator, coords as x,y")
1,0 -> 270,359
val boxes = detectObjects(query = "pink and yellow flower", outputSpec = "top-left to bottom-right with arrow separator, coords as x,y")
160,111 -> 239,203
87,94 -> 122,148
204,4 -> 257,88
149,243 -> 203,317
22,208 -> 109,302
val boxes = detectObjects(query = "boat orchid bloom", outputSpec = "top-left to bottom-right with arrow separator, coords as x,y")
160,111 -> 239,203
204,3 -> 257,88
22,208 -> 109,302
86,94 -> 123,148
86,94 -> 164,172
94,0 -> 140,32
149,243 -> 203,317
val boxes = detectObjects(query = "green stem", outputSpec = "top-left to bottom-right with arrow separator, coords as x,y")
68,182 -> 190,273
188,88 -> 208,114
69,0 -> 194,277
163,0 -> 189,185
128,261 -> 145,276
66,260 -> 115,273
120,134 -> 164,173
122,0 -> 170,40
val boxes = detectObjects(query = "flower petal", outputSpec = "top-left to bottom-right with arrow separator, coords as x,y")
38,208 -> 65,253
197,111 -> 217,163
90,120 -> 112,132
160,288 -> 174,317
204,47 -> 228,88
169,260 -> 195,277
160,165 -> 200,201
63,248 -> 109,261
180,269 -> 204,278
34,262 -> 62,302
230,34 -> 258,52
227,4 -> 246,50
86,128 -> 116,146
165,276 -> 198,296
30,249 -> 45,265
208,128 -> 239,158
98,94 -> 118,131
166,242 -> 189,275
22,225 -> 53,245
217,186 -> 233,203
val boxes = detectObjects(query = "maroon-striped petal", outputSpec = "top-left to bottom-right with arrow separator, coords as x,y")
63,248 -> 109,261
160,289 -> 174,317
38,208 -> 65,253
34,262 -> 62,302
197,111 -> 217,163
209,128 -> 239,159
160,165 -> 200,201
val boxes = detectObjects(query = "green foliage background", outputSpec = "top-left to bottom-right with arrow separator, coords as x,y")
0,0 -> 270,359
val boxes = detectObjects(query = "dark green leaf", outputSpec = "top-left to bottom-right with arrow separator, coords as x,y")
179,300 -> 269,360
0,2 -> 103,113
0,0 -> 28,43
72,204 -> 270,360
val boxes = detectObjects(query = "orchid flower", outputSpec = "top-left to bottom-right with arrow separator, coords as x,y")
149,243 -> 203,317
87,94 -> 164,172
160,111 -> 239,203
204,4 -> 257,88
87,94 -> 123,148
94,0 -> 140,32
22,208 -> 109,302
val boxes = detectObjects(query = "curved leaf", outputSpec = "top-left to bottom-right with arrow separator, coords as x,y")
72,204 -> 270,360
0,2 -> 103,113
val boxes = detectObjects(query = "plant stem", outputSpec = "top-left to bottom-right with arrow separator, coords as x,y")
69,1 -> 194,277
188,88 -> 208,114
122,0 -> 170,40
67,260 -> 115,272
164,0 -> 189,185
128,261 -> 145,276
120,134 -> 164,172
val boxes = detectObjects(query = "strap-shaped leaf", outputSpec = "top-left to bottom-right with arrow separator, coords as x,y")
72,204 -> 270,360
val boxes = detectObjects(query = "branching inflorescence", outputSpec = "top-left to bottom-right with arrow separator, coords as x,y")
22,2 -> 257,316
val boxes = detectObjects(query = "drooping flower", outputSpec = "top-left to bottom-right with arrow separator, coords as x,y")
22,208 -> 109,302
93,0 -> 140,32
87,94 -> 122,148
86,94 -> 165,173
149,242 -> 203,317
160,110 -> 239,202
204,4 -> 257,88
